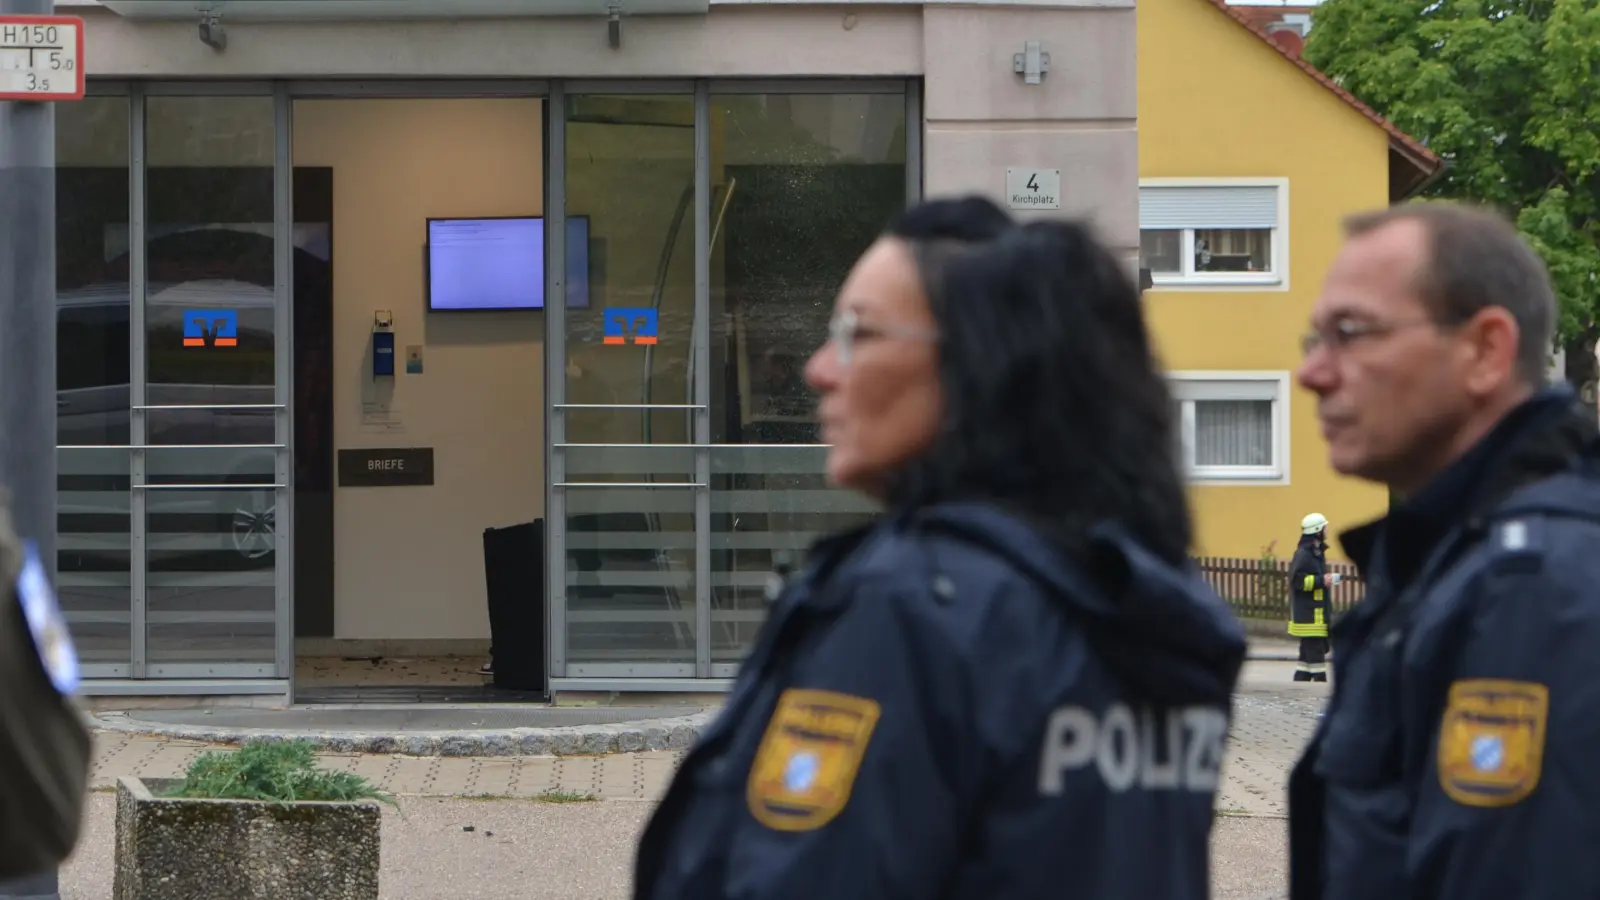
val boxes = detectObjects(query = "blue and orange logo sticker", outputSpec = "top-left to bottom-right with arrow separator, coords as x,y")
182,309 -> 238,348
602,308 -> 658,346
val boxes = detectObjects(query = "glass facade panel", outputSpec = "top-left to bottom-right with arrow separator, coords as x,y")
54,81 -> 912,688
709,446 -> 878,658
143,96 -> 279,668
705,93 -> 906,658
709,93 -> 907,445
57,449 -> 131,666
145,450 -> 276,666
57,95 -> 133,668
562,94 -> 698,666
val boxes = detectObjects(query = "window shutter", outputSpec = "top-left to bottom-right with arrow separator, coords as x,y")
1139,186 -> 1280,230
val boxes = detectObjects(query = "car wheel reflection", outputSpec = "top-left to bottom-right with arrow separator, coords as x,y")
232,495 -> 275,561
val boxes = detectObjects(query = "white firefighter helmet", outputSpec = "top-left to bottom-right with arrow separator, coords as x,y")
1301,512 -> 1329,536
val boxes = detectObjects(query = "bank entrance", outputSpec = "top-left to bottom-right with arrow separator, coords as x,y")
58,79 -> 918,699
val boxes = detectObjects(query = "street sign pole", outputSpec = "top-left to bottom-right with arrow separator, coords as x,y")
0,0 -> 59,578
0,2 -> 79,899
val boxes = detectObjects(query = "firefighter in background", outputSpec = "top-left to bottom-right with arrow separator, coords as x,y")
1288,513 -> 1344,682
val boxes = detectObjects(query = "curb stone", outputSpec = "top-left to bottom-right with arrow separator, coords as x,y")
87,709 -> 719,757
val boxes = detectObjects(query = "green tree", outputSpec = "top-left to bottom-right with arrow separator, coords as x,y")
1305,0 -> 1600,380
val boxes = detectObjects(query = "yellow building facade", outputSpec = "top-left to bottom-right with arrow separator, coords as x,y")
1137,0 -> 1442,559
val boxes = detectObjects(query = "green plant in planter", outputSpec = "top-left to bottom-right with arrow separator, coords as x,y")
166,739 -> 394,806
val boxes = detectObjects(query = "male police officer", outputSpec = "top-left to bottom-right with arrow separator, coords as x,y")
1288,513 -> 1342,683
1291,201 -> 1600,899
0,497 -> 91,880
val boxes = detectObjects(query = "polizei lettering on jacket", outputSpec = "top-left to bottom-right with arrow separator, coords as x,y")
1037,704 -> 1228,794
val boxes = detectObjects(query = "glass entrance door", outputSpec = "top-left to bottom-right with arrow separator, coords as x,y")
57,85 -> 292,683
550,90 -> 706,679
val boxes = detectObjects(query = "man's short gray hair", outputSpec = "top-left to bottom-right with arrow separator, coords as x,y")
1343,201 -> 1556,386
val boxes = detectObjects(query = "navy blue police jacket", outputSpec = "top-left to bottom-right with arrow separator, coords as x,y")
634,500 -> 1248,900
1289,388 -> 1600,900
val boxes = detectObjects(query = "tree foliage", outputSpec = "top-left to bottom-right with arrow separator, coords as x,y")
1305,0 -> 1600,351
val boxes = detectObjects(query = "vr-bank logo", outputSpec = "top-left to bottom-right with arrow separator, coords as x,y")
182,309 -> 238,348
602,307 -> 659,346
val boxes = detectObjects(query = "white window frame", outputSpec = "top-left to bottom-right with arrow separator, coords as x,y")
1140,177 -> 1290,292
1168,370 -> 1291,485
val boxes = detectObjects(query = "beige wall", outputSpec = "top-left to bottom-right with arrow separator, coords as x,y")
922,4 -> 1139,258
76,6 -> 922,78
77,1 -> 1138,256
292,98 -> 546,640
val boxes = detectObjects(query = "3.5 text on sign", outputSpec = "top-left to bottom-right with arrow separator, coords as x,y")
0,15 -> 85,101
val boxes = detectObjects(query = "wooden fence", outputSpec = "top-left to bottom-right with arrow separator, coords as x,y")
1194,555 -> 1364,622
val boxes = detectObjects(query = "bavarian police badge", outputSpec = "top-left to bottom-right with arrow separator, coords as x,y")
1438,678 -> 1548,807
747,688 -> 881,831
16,541 -> 80,696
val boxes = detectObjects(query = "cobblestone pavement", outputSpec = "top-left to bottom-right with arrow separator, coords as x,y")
60,793 -> 1291,900
63,664 -> 1319,899
87,660 -> 1325,814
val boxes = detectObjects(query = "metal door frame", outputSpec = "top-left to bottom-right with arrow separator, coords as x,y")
69,80 -> 289,691
545,78 -> 923,692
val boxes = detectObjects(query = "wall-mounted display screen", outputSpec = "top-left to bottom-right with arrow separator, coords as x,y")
425,216 -> 591,311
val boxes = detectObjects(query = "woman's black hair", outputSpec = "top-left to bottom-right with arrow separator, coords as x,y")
882,196 -> 1194,565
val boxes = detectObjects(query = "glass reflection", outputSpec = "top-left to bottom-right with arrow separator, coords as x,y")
563,95 -> 698,665
143,96 -> 278,667
706,93 -> 906,660
57,95 -> 133,667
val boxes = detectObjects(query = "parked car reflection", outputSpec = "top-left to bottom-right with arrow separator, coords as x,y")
59,278 -> 277,567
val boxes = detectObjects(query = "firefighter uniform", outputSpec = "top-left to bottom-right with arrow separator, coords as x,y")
1288,513 -> 1337,682
0,499 -> 91,879
1290,388 -> 1600,900
635,502 -> 1247,900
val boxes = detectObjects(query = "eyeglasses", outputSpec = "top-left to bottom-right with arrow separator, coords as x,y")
827,309 -> 939,367
1299,317 -> 1438,357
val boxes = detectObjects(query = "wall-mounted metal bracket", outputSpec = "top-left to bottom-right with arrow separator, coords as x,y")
1013,40 -> 1050,85
198,8 -> 227,51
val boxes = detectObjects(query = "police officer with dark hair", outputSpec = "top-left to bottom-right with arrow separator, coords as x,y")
633,197 -> 1246,899
1293,201 -> 1600,899
1288,513 -> 1344,683
0,499 -> 91,879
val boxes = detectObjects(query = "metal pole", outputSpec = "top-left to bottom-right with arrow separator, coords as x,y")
0,0 -> 58,578
0,0 -> 62,896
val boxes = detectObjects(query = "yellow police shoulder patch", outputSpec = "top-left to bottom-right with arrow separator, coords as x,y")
746,688 -> 881,832
1438,678 -> 1549,808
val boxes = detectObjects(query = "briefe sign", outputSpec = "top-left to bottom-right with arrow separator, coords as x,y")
0,14 -> 84,101
337,447 -> 436,487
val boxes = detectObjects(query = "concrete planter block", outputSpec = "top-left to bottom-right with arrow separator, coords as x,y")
113,777 -> 380,900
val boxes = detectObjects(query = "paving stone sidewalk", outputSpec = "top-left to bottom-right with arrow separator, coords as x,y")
89,678 -> 1323,815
